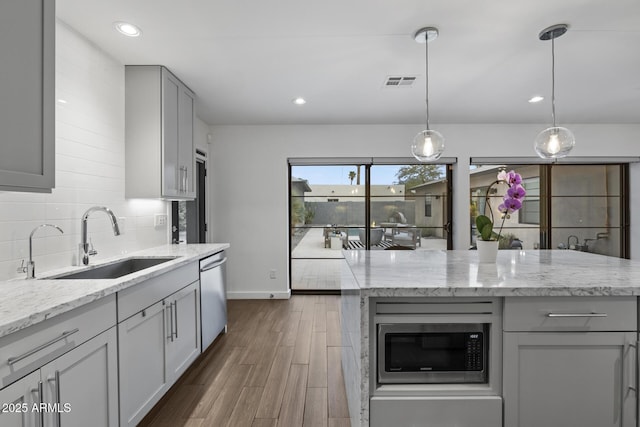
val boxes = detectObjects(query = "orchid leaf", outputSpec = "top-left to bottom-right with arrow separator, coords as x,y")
475,215 -> 494,241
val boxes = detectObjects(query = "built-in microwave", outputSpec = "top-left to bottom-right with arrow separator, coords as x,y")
377,323 -> 488,384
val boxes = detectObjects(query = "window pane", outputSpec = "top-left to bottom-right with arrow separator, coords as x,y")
469,164 -> 540,249
371,164 -> 448,249
549,164 -> 623,258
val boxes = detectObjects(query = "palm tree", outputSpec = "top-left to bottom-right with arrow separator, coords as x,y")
348,171 -> 356,185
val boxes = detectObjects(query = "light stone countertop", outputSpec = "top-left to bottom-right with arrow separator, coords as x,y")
343,249 -> 640,297
340,249 -> 640,427
0,243 -> 229,339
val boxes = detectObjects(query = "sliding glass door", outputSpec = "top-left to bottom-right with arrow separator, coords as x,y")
290,160 -> 452,292
290,164 -> 366,291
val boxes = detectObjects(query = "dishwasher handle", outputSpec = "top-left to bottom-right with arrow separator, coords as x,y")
200,257 -> 227,272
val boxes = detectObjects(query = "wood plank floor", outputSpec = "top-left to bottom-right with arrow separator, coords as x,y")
139,295 -> 351,427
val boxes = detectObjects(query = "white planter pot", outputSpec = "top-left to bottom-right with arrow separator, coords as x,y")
477,240 -> 499,263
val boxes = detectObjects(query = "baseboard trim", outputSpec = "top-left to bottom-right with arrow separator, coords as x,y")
227,289 -> 292,300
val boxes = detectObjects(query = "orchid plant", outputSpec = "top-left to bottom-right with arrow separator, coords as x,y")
475,169 -> 526,241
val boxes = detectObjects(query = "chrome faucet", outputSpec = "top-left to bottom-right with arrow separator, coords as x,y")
18,224 -> 64,279
567,235 -> 579,248
79,206 -> 121,265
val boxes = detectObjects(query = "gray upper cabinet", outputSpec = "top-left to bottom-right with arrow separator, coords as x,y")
125,65 -> 195,199
0,0 -> 55,193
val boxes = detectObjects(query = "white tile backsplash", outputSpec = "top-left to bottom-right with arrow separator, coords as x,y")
0,20 -> 169,280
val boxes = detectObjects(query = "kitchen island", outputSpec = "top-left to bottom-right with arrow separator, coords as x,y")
341,250 -> 640,427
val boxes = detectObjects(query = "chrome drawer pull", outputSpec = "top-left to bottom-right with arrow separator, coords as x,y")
7,328 -> 79,366
546,312 -> 607,318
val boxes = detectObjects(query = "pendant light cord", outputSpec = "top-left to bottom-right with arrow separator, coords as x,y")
551,37 -> 557,127
425,36 -> 430,130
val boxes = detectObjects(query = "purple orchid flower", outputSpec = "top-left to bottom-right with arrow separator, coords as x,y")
507,184 -> 526,200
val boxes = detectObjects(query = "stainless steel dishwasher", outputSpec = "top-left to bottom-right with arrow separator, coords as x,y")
199,251 -> 227,350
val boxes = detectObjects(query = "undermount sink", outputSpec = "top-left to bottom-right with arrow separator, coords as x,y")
51,257 -> 178,280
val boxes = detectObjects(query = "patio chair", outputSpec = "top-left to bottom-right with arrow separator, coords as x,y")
391,227 -> 421,249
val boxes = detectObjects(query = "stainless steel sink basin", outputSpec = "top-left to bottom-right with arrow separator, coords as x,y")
51,257 -> 178,280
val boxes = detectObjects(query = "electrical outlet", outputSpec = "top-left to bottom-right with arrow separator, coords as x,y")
118,217 -> 126,234
269,269 -> 276,279
154,213 -> 167,227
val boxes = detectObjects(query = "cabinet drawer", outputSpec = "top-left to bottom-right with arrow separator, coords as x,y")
370,396 -> 502,427
503,297 -> 636,332
0,294 -> 116,389
117,262 -> 199,322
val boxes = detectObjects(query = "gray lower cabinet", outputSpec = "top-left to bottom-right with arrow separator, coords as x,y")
118,300 -> 167,426
0,370 -> 42,427
0,327 -> 118,427
503,297 -> 637,427
166,282 -> 201,380
0,0 -> 55,193
503,331 -> 636,427
118,280 -> 200,426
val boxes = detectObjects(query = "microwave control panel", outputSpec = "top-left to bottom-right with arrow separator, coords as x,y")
465,333 -> 484,370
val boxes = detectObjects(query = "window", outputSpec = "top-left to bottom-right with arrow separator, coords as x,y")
469,163 -> 629,258
520,177 -> 540,225
424,197 -> 432,217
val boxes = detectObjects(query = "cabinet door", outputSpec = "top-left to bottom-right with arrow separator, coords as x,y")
503,331 -> 636,427
161,69 -> 180,198
118,301 -> 167,427
41,327 -> 118,427
0,371 -> 41,427
0,0 -> 54,193
166,281 -> 200,383
178,86 -> 195,198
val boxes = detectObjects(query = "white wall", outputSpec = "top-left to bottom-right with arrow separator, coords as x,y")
210,124 -> 640,299
0,21 -> 169,280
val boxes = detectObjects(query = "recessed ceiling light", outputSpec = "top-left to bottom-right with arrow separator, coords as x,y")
114,21 -> 142,37
528,96 -> 544,103
292,97 -> 306,105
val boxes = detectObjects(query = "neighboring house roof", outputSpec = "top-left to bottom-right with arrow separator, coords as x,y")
291,177 -> 312,192
409,178 -> 447,191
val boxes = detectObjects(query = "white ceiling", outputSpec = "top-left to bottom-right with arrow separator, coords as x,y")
56,0 -> 640,126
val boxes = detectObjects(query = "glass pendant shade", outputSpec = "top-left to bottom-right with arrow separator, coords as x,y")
535,24 -> 574,159
411,129 -> 445,161
534,126 -> 575,159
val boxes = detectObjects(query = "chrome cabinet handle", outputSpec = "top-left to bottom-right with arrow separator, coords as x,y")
177,166 -> 188,193
546,312 -> 607,318
166,303 -> 174,342
7,329 -> 79,365
628,341 -> 637,393
31,381 -> 44,427
173,301 -> 178,339
48,371 -> 61,427
183,166 -> 188,193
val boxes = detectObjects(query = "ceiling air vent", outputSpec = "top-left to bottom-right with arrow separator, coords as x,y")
383,76 -> 417,87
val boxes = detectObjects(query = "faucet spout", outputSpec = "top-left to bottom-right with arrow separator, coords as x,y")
20,224 -> 64,279
80,206 -> 121,265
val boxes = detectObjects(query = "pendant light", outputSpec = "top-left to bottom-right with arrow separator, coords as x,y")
534,24 -> 575,159
411,27 -> 444,161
